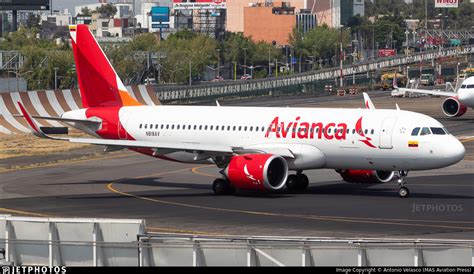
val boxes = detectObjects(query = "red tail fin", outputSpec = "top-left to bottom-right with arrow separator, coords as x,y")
69,24 -> 141,108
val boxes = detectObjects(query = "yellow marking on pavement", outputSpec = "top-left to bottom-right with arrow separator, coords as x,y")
0,153 -> 132,174
191,166 -> 219,178
460,137 -> 474,143
0,207 -> 50,217
147,226 -> 224,235
107,171 -> 474,231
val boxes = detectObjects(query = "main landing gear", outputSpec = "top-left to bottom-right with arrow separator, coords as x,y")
397,170 -> 409,198
286,171 -> 309,192
212,178 -> 235,195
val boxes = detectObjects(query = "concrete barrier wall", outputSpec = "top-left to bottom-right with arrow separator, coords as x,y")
1,216 -> 472,266
0,85 -> 159,134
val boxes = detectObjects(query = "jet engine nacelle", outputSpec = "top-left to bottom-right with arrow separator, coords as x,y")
442,97 -> 467,117
337,169 -> 395,183
224,154 -> 288,191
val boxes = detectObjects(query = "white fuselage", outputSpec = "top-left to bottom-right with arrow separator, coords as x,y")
107,106 -> 465,171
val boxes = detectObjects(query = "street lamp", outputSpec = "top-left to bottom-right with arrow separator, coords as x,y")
243,48 -> 247,75
216,48 -> 221,77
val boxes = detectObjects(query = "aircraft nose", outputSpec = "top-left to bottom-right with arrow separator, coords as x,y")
443,137 -> 465,164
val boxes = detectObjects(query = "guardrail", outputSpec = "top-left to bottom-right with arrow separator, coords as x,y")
137,234 -> 473,266
0,215 -> 145,266
155,45 -> 474,102
1,216 -> 472,266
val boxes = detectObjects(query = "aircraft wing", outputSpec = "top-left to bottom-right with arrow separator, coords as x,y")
397,87 -> 457,97
17,101 -> 295,158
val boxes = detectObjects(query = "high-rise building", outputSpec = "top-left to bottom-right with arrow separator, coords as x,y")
243,2 -> 315,46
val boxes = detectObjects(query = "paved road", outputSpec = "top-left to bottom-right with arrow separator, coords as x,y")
1,92 -> 473,239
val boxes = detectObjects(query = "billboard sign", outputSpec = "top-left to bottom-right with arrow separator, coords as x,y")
151,6 -> 170,23
378,49 -> 396,58
173,0 -> 226,10
434,0 -> 459,8
0,0 -> 50,10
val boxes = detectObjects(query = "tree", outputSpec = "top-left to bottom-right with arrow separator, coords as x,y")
95,4 -> 117,18
78,7 -> 92,17
289,25 -> 350,67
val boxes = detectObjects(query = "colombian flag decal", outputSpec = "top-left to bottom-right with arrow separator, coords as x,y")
408,141 -> 419,148
69,26 -> 76,32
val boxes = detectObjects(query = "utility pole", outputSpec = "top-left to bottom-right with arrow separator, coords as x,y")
340,27 -> 344,88
54,67 -> 59,90
268,47 -> 271,77
425,0 -> 428,29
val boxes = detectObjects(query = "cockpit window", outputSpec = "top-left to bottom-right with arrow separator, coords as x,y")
430,127 -> 446,135
467,85 -> 474,88
461,85 -> 466,88
411,127 -> 420,136
420,127 -> 431,136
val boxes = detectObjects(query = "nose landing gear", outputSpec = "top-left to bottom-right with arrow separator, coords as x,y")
397,170 -> 409,198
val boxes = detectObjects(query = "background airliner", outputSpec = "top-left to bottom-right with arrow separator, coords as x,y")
18,25 -> 466,198
396,76 -> 474,117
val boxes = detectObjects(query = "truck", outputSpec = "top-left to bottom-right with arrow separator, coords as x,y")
380,72 -> 406,90
420,74 -> 434,86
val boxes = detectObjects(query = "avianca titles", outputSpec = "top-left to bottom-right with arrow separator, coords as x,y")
17,24 -> 466,198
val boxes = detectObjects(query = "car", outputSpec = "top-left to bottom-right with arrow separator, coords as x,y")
211,76 -> 224,82
240,74 -> 252,80
144,78 -> 157,85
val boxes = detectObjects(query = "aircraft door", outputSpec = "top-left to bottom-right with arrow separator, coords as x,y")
379,116 -> 397,149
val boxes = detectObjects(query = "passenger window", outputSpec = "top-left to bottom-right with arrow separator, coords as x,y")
161,125 -> 164,129
352,129 -> 356,134
371,129 -> 374,134
144,124 -> 147,129
227,126 -> 230,131
210,126 -> 213,130
233,126 -> 236,131
244,126 -> 247,131
171,125 -> 174,129
238,126 -> 242,131
411,127 -> 420,136
364,129 -> 368,134
194,125 -> 197,130
430,127 -> 446,135
139,124 -> 142,129
205,125 -> 208,130
250,126 -> 253,131
420,127 -> 431,136
199,125 -> 202,130
177,125 -> 180,130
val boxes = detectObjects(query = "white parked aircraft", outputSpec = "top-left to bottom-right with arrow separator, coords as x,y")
396,76 -> 474,117
17,25 -> 466,198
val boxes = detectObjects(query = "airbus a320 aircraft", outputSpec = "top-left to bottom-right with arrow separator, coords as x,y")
396,76 -> 474,117
17,25 -> 466,198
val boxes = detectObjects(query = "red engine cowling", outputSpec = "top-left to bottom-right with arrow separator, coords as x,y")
338,170 -> 395,183
442,97 -> 467,117
224,154 -> 288,191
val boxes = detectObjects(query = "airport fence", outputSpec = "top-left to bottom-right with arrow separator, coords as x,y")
0,216 -> 472,266
155,45 -> 474,103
